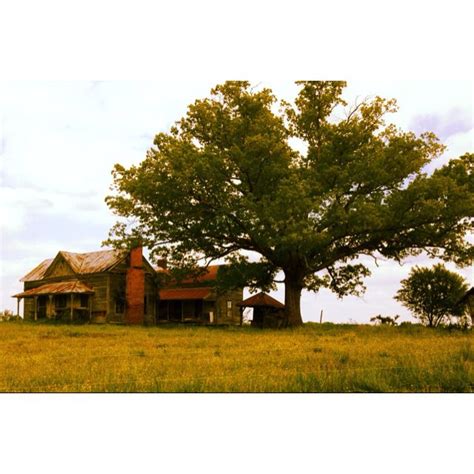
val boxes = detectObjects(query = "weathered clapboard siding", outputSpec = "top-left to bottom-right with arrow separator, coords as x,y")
215,288 -> 243,324
144,273 -> 156,325
43,254 -> 75,279
23,298 -> 35,320
108,272 -> 126,323
81,274 -> 108,322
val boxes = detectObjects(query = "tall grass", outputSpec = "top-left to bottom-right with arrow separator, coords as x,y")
0,321 -> 472,392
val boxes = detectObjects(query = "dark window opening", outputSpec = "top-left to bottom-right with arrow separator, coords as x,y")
55,294 -> 68,309
37,295 -> 48,318
79,294 -> 89,308
115,298 -> 125,314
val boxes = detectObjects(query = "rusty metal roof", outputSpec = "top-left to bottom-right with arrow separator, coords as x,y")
20,249 -> 126,282
237,292 -> 285,308
59,250 -> 126,274
20,258 -> 54,282
13,280 -> 95,298
158,287 -> 213,301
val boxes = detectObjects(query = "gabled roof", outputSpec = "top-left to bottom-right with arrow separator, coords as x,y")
58,250 -> 126,274
237,292 -> 285,308
20,249 -> 127,282
13,280 -> 94,298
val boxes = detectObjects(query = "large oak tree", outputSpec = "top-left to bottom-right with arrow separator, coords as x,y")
105,81 -> 473,326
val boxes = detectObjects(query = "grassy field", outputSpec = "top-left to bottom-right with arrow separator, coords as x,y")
0,321 -> 472,392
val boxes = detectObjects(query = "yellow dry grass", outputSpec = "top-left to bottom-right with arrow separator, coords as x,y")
0,321 -> 472,392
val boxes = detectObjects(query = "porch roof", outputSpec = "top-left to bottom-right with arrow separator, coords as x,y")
158,287 -> 213,301
13,280 -> 95,298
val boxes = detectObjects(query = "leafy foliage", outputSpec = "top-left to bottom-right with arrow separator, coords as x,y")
395,264 -> 469,327
105,81 -> 473,325
370,314 -> 400,326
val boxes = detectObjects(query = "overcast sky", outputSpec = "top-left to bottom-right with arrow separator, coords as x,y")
0,80 -> 472,322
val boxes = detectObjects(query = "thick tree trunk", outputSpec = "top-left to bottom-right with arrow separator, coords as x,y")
284,280 -> 304,327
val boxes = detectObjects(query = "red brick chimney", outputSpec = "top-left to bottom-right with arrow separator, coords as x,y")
125,245 -> 145,324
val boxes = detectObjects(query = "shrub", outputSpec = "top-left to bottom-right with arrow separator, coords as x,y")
0,309 -> 16,322
370,315 -> 400,326
395,264 -> 469,327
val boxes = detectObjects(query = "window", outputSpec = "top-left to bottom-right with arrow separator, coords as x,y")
79,294 -> 89,308
227,300 -> 232,318
144,295 -> 148,315
55,295 -> 68,309
115,298 -> 125,314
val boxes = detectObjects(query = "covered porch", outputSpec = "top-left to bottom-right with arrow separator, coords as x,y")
157,287 -> 216,323
13,280 -> 94,322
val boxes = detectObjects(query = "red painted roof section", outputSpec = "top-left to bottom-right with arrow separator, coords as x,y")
157,265 -> 222,283
13,280 -> 95,298
182,265 -> 220,283
158,287 -> 213,300
237,292 -> 285,308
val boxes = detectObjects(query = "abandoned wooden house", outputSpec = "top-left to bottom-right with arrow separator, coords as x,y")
157,264 -> 242,325
13,246 -> 243,325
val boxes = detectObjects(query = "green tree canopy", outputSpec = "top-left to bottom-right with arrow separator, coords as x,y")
395,264 -> 469,327
105,81 -> 473,326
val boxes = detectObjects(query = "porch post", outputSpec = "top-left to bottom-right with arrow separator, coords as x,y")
70,294 -> 74,321
89,295 -> 92,323
48,295 -> 53,319
239,306 -> 243,326
34,296 -> 38,321
16,297 -> 20,317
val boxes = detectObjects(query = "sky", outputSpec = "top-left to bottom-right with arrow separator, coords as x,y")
0,80 -> 472,322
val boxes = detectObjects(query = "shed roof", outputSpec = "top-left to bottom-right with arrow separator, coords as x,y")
13,280 -> 95,298
20,249 -> 127,282
237,292 -> 285,308
158,287 -> 213,301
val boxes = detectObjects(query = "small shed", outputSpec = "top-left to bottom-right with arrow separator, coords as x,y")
237,292 -> 286,328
